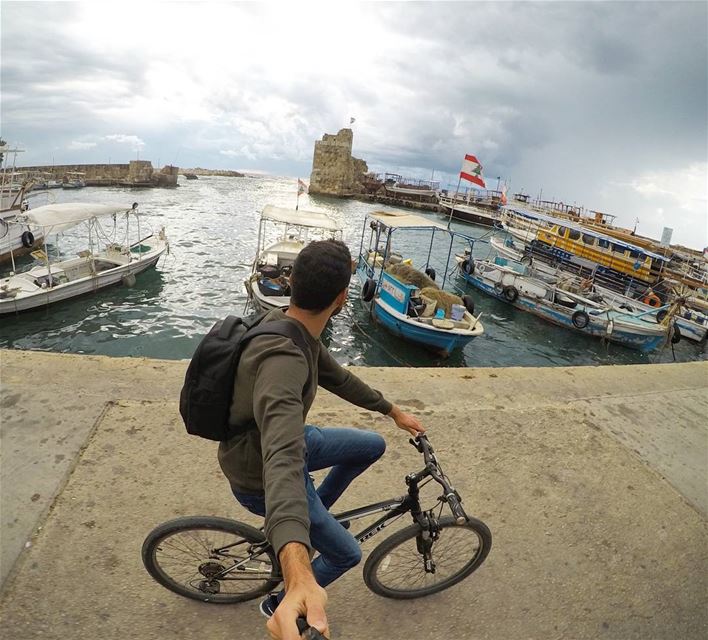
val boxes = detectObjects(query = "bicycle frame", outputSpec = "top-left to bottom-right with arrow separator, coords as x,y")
209,435 -> 464,580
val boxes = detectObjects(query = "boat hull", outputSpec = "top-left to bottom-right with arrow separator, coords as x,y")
439,202 -> 498,227
0,248 -> 165,315
460,269 -> 666,353
370,297 -> 480,356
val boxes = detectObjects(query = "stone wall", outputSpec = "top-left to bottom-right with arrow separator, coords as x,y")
308,128 -> 368,196
18,162 -> 179,188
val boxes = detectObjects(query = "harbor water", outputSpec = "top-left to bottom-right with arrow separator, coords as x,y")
1,175 -> 705,367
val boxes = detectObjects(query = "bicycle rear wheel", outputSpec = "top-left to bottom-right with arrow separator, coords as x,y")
141,516 -> 281,604
363,515 -> 491,599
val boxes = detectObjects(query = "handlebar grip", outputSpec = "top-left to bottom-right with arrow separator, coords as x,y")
446,492 -> 467,525
296,616 -> 328,640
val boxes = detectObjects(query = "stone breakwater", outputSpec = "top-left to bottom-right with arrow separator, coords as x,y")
0,350 -> 706,639
19,161 -> 178,187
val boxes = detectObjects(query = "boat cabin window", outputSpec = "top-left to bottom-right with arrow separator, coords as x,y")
612,243 -> 627,256
581,233 -> 595,246
557,226 -> 568,237
598,238 -> 610,249
628,249 -> 642,260
568,229 -> 581,241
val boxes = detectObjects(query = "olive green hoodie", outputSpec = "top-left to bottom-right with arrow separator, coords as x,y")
218,308 -> 392,556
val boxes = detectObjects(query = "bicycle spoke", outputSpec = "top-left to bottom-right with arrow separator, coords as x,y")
370,524 -> 484,594
149,524 -> 278,601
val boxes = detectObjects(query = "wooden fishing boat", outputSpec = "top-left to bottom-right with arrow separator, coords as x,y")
356,210 -> 483,355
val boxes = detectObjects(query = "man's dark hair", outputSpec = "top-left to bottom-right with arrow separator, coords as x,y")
290,239 -> 352,311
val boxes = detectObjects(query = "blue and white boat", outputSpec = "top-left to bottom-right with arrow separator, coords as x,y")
355,210 -> 484,355
457,255 -> 670,353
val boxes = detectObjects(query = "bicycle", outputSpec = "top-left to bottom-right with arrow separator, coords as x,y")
142,434 -> 491,630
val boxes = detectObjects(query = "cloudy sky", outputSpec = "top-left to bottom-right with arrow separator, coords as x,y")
2,1 -> 706,248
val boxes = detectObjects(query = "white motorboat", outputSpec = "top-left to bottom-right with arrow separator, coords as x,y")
0,143 -> 44,262
0,202 -> 168,315
244,205 -> 343,312
489,236 -> 707,342
457,255 -> 670,353
62,172 -> 86,189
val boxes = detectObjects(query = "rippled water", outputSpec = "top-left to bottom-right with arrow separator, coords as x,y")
1,176 -> 704,367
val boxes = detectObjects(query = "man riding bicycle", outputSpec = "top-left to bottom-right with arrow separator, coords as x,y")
217,239 -> 424,639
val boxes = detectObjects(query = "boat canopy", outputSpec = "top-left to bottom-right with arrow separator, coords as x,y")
503,206 -> 669,262
261,205 -> 341,232
369,210 -> 448,230
20,203 -> 130,233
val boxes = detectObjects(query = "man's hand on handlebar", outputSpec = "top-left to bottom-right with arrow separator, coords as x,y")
388,405 -> 426,437
268,543 -> 329,640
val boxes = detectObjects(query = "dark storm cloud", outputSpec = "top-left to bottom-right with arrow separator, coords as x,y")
1,2 -> 705,244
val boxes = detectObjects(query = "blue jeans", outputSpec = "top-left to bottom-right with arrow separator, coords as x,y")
233,425 -> 386,595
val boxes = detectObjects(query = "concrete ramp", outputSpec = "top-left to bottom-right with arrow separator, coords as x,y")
0,352 -> 706,639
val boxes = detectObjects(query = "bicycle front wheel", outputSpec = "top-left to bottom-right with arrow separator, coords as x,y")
142,516 -> 281,604
363,515 -> 491,599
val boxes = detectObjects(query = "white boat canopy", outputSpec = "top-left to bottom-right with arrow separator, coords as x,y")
19,203 -> 131,234
370,210 -> 448,230
261,205 -> 342,232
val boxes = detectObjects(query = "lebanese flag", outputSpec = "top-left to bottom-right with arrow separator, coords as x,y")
460,154 -> 486,188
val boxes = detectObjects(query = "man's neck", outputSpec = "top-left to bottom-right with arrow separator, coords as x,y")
285,305 -> 329,338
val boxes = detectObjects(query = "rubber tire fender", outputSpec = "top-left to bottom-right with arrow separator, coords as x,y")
572,310 -> 590,329
671,323 -> 681,344
361,278 -> 377,302
655,309 -> 668,324
21,230 -> 35,248
502,285 -> 519,303
461,258 -> 474,275
462,295 -> 475,315
425,267 -> 436,281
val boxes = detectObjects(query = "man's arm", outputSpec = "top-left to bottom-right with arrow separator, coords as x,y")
252,339 -> 312,556
266,543 -> 329,640
317,347 -> 425,436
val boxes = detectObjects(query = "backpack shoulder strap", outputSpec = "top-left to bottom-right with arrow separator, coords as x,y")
242,320 -> 313,391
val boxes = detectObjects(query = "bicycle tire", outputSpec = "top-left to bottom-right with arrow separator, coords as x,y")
142,516 -> 281,604
363,515 -> 491,599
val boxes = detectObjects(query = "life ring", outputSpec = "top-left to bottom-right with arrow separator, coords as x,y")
361,278 -> 377,302
642,292 -> 661,308
21,231 -> 35,248
462,294 -> 475,315
671,324 -> 681,344
425,267 -> 436,281
502,285 -> 519,303
461,258 -> 474,275
572,310 -> 590,329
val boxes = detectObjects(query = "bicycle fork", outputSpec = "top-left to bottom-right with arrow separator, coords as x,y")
406,471 -> 441,574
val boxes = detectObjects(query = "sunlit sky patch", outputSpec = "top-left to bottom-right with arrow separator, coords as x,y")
2,1 -> 706,248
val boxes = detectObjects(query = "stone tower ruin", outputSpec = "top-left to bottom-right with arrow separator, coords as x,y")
308,128 -> 368,197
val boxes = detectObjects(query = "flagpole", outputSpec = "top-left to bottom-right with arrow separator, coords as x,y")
448,175 -> 462,229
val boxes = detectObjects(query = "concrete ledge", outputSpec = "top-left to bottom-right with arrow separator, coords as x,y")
1,351 -> 706,639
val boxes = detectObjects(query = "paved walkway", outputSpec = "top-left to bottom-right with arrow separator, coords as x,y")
1,351 -> 706,639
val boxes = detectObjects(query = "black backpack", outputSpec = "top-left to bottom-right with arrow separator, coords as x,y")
179,312 -> 311,441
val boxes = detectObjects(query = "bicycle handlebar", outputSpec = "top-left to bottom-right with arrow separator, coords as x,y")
409,434 -> 467,525
297,616 -> 328,640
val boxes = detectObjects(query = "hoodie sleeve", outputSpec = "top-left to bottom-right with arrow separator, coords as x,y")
317,345 -> 392,415
250,336 -> 312,556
